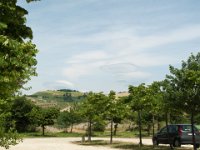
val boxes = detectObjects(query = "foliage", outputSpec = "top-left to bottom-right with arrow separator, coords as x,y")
80,92 -> 107,141
128,83 -> 150,146
103,91 -> 129,143
36,107 -> 60,136
27,90 -> 86,109
0,0 -> 38,148
57,103 -> 82,132
0,112 -> 21,149
128,83 -> 150,111
166,52 -> 200,150
57,111 -> 71,131
92,117 -> 106,132
166,53 -> 200,115
10,97 -> 38,132
57,89 -> 78,92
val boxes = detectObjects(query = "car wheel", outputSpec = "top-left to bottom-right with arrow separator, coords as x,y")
173,139 -> 181,147
153,139 -> 159,146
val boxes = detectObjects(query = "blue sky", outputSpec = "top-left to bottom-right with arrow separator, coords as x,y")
19,0 -> 200,94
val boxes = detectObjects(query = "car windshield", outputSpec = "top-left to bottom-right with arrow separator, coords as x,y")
181,125 -> 198,132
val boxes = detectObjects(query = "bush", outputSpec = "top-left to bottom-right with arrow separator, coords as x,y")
92,121 -> 106,132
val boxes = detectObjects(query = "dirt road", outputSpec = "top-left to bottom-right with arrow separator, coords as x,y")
0,137 -> 152,150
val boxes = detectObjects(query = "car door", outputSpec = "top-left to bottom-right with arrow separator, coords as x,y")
157,126 -> 168,144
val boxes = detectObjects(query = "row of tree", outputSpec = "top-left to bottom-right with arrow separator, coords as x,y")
66,52 -> 200,150
3,47 -> 198,147
5,52 -> 200,150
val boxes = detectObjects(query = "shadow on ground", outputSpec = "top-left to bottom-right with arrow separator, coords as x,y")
74,140 -> 193,150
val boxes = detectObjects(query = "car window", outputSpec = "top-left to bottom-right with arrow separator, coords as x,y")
181,125 -> 198,132
182,125 -> 191,131
169,125 -> 178,133
160,127 -> 167,133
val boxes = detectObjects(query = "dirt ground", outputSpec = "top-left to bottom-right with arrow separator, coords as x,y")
0,137 -> 152,150
0,137 -> 193,150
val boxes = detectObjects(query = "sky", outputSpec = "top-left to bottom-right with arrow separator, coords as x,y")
18,0 -> 200,94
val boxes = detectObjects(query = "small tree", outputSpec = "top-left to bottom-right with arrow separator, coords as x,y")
80,92 -> 107,142
10,97 -> 37,132
147,81 -> 164,136
58,103 -> 82,133
128,83 -> 150,147
37,107 -> 59,136
104,91 -> 127,144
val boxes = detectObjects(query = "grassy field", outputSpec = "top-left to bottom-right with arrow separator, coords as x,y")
92,130 -> 150,138
20,131 -> 84,138
20,130 -> 150,138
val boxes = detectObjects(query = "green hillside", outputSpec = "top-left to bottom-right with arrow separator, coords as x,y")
26,89 -> 86,109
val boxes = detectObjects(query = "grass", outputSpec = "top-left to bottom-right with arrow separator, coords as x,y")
93,131 -> 150,138
20,131 -> 84,138
20,130 -> 150,139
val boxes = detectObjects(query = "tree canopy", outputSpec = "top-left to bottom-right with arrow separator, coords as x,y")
166,52 -> 200,150
0,0 -> 38,148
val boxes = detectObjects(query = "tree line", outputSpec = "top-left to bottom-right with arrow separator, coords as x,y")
9,52 -> 200,150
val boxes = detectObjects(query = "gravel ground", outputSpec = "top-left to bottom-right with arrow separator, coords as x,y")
0,137 -> 192,150
0,137 -> 152,150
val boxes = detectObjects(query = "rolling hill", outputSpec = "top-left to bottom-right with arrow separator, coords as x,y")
26,89 -> 86,109
26,89 -> 129,109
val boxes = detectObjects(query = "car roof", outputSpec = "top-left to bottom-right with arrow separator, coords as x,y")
169,124 -> 191,125
168,124 -> 192,126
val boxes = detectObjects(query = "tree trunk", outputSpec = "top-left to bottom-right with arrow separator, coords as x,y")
114,123 -> 118,136
42,125 -> 45,136
191,112 -> 197,150
147,124 -> 151,136
88,120 -> 92,142
138,110 -> 142,147
70,123 -> 73,133
152,115 -> 155,136
157,120 -> 161,131
165,113 -> 173,149
110,118 -> 113,144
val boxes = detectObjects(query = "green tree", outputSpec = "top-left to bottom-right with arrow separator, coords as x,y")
10,97 -> 37,132
57,111 -> 71,132
104,91 -> 128,144
166,53 -> 200,150
128,83 -> 150,147
0,0 -> 38,148
147,81 -> 164,136
80,92 -> 107,142
58,103 -> 82,133
37,107 -> 59,136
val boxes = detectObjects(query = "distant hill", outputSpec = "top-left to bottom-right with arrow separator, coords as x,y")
26,89 -> 129,109
26,89 -> 86,109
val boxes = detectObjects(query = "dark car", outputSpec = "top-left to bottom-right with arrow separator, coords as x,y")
152,124 -> 200,147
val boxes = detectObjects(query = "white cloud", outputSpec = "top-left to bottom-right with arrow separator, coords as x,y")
59,24 -> 200,54
118,71 -> 151,79
59,24 -> 200,88
67,51 -> 109,64
62,64 -> 89,80
56,80 -> 74,87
